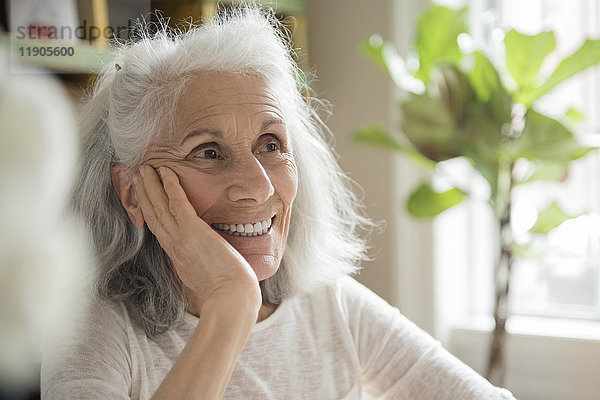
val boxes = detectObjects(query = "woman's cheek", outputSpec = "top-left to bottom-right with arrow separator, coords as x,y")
177,172 -> 221,216
273,160 -> 297,243
274,156 -> 298,204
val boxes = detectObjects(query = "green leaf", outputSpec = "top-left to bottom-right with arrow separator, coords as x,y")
406,183 -> 465,218
360,35 -> 393,77
565,108 -> 585,123
415,5 -> 468,83
353,123 -> 404,150
469,51 -> 502,102
465,55 -> 513,159
353,124 -> 436,170
462,96 -> 507,149
504,29 -> 555,93
508,110 -> 593,163
429,65 -> 474,121
520,39 -> 600,105
400,94 -> 461,161
530,202 -> 579,234
512,243 -> 542,259
360,35 -> 426,94
460,136 -> 500,198
459,99 -> 510,197
466,54 -> 513,128
517,161 -> 568,184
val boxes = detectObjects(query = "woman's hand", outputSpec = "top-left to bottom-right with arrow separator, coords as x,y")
133,165 -> 261,316
134,165 -> 261,400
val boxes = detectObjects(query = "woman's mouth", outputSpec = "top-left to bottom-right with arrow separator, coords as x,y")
210,217 -> 273,237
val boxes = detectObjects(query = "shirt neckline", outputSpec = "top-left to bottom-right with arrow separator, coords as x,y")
182,296 -> 289,333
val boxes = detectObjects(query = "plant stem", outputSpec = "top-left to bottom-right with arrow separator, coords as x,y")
486,162 -> 514,386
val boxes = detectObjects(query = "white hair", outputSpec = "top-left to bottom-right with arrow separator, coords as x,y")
73,5 -> 373,337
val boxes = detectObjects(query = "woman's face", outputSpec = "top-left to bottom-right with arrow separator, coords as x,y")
145,71 -> 298,281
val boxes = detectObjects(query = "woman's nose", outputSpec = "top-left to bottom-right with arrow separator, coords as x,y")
226,156 -> 275,204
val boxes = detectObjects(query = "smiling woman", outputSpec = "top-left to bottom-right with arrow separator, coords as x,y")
41,5 -> 515,400
114,72 -> 298,291
63,7 -> 368,338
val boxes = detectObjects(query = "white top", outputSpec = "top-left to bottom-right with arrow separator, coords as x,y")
41,276 -> 515,399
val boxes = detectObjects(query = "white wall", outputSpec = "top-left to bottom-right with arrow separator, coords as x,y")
305,0 -> 436,334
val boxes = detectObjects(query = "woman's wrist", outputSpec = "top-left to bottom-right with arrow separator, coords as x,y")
200,284 -> 262,323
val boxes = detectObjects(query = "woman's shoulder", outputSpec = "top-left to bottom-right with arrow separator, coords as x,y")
292,274 -> 401,330
80,295 -> 135,332
313,274 -> 429,342
321,274 -> 395,313
41,295 -> 138,399
44,294 -> 138,357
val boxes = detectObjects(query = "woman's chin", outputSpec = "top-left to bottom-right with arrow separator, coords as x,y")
244,254 -> 280,281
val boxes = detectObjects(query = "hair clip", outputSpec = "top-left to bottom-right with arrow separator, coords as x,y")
115,63 -> 122,72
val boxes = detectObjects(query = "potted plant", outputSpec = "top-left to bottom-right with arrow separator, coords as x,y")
355,4 -> 600,385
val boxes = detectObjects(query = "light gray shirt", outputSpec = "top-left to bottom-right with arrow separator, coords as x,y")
41,276 -> 515,399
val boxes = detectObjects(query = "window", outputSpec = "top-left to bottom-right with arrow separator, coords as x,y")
500,0 -> 600,321
434,0 -> 600,328
429,0 -> 600,398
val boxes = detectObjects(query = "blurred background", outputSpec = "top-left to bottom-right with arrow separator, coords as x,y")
1,0 -> 600,399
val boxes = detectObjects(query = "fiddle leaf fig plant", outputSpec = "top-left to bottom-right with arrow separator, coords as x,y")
355,3 -> 600,386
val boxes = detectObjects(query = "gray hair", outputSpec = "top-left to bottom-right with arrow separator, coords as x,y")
73,5 -> 373,337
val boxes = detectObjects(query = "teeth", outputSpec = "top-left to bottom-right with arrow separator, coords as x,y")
211,218 -> 273,237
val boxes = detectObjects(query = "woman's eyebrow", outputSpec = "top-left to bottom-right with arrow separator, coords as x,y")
261,118 -> 285,131
180,119 -> 283,145
180,128 -> 223,145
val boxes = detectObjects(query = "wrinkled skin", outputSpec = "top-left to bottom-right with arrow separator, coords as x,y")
112,71 -> 298,318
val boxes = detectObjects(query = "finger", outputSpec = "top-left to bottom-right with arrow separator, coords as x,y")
134,166 -> 177,238
140,165 -> 179,231
159,167 -> 204,227
133,173 -> 170,242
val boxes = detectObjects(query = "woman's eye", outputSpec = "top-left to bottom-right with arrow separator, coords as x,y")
194,148 -> 219,159
260,139 -> 281,153
265,142 -> 278,152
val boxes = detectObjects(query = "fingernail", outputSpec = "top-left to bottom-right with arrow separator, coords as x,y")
132,174 -> 138,185
139,166 -> 145,176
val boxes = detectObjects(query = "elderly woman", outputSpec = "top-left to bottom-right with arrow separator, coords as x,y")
41,6 -> 515,400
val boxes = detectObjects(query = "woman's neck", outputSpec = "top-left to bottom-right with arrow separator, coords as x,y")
186,294 -> 277,324
257,301 -> 277,323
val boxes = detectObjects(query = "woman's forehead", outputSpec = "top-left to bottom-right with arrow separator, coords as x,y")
181,71 -> 281,107
156,71 -> 286,143
175,72 -> 282,119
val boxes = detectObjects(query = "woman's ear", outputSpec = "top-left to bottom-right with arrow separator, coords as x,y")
111,164 -> 144,229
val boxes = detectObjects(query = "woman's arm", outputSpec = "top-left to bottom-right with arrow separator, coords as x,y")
134,166 -> 262,399
339,277 -> 515,400
43,166 -> 260,400
151,295 -> 257,400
